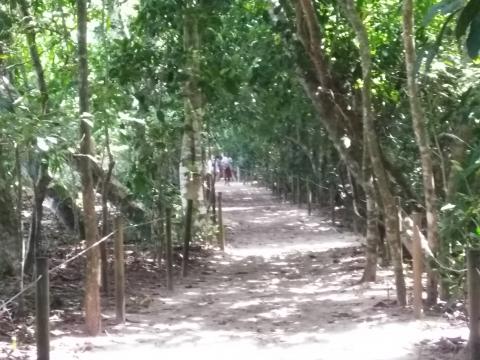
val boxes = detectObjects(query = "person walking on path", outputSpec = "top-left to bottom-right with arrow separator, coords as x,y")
222,155 -> 233,185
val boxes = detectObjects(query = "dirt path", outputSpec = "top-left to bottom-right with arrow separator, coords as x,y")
34,183 -> 468,359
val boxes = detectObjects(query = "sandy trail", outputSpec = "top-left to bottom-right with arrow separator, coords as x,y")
45,182 -> 466,360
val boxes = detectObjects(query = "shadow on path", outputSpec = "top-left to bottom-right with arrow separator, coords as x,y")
47,182 -> 466,360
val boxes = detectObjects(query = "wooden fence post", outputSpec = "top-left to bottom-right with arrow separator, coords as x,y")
165,208 -> 173,291
36,257 -> 49,360
412,212 -> 423,319
468,248 -> 480,359
217,192 -> 225,251
114,217 -> 125,323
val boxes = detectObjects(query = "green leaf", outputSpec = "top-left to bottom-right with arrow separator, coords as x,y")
466,14 -> 480,58
476,226 -> 480,236
456,0 -> 480,39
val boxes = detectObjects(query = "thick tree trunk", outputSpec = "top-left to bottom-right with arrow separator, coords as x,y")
77,0 -> 101,336
290,0 -> 364,185
286,0 -> 415,302
341,0 -> 406,304
402,0 -> 439,305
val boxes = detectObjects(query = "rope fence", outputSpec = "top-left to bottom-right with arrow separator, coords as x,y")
0,216 -> 166,315
239,166 -> 471,277
1,167 -> 473,315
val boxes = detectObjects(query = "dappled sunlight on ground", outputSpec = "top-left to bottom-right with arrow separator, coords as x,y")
216,182 -> 360,259
6,181 -> 466,359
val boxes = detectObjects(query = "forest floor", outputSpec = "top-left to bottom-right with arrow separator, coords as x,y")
0,182 -> 469,359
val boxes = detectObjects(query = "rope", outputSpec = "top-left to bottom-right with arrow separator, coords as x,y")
237,168 -> 330,192
430,256 -> 467,274
243,168 -> 470,276
0,215 -> 166,315
397,207 -> 468,274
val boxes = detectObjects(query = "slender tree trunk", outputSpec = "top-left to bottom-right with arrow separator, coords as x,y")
156,200 -> 165,268
402,0 -> 439,305
24,162 -> 51,274
361,138 -> 378,282
17,0 -> 48,113
15,145 -> 26,316
341,0 -> 406,304
18,0 -> 51,275
99,0 -> 115,294
179,6 -> 203,210
100,128 -> 115,294
439,124 -> 471,299
77,0 -> 101,336
361,181 -> 379,282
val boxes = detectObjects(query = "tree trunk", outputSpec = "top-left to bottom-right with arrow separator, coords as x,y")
87,160 -> 146,225
361,138 -> 378,282
440,124 -> 471,299
156,200 -> 165,268
17,0 -> 51,275
361,181 -> 379,282
100,128 -> 115,294
286,0 -> 417,210
0,146 -> 19,276
402,0 -> 439,305
44,168 -> 145,238
15,145 -> 25,316
341,0 -> 406,305
288,0 -> 364,186
77,0 -> 101,336
17,0 -> 48,113
179,6 -> 204,210
0,44 -> 19,277
24,163 -> 51,274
